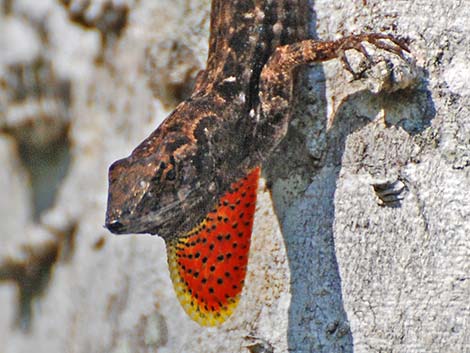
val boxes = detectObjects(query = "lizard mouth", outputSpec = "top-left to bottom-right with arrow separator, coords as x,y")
104,206 -> 170,236
104,213 -> 166,236
105,189 -> 205,237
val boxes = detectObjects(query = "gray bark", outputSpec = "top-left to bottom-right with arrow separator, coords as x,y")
0,1 -> 468,353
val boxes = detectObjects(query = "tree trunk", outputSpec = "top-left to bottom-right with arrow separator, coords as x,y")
0,1 -> 468,352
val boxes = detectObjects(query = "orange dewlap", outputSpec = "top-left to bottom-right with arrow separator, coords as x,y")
166,167 -> 260,326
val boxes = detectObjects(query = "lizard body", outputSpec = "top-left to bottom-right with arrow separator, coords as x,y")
106,0 -> 310,238
105,0 -> 408,325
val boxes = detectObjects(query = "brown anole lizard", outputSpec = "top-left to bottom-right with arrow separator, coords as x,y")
105,0 -> 409,326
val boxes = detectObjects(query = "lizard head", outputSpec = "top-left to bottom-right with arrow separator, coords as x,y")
104,104 -> 220,239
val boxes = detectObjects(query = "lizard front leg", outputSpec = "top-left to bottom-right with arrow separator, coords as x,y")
256,34 -> 411,155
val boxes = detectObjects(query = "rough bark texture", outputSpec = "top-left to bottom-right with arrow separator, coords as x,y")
0,1 -> 468,353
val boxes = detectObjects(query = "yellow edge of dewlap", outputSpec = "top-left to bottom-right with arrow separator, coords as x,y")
166,245 -> 241,326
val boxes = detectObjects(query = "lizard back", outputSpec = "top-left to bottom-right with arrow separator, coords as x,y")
195,0 -> 310,108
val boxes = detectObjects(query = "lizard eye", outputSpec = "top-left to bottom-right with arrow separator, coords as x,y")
166,168 -> 176,181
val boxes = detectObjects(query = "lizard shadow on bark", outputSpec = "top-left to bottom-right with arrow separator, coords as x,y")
264,34 -> 434,353
264,63 -> 357,352
263,4 -> 353,350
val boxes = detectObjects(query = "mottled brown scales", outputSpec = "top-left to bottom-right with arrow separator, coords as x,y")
105,0 -> 409,326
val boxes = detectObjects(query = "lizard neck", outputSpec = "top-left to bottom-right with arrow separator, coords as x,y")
193,0 -> 310,109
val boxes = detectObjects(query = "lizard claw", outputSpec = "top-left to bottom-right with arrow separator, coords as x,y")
339,33 -> 410,60
370,34 -> 410,59
336,33 -> 413,82
339,42 -> 372,80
